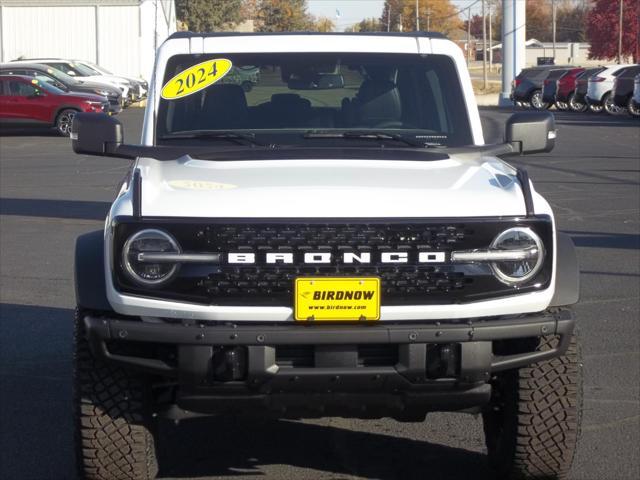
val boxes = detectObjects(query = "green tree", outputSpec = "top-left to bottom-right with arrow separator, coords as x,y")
310,16 -> 336,32
380,0 -> 461,36
354,17 -> 383,32
175,0 -> 243,32
256,0 -> 314,32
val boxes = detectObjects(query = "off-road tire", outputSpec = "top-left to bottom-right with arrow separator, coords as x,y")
73,308 -> 159,480
483,334 -> 582,480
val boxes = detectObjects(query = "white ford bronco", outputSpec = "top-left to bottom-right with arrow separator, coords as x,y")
72,32 -> 581,480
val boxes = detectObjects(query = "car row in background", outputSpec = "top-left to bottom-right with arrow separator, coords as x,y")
512,63 -> 640,117
0,59 -> 147,135
19,58 -> 148,105
0,75 -> 109,135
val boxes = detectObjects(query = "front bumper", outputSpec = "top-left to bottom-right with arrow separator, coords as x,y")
83,309 -> 574,418
107,98 -> 123,114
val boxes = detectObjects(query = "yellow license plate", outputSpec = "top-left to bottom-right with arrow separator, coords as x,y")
294,277 -> 381,322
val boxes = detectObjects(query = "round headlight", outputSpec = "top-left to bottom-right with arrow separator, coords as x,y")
122,229 -> 180,286
490,227 -> 545,286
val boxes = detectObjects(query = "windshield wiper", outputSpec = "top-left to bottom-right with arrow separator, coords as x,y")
158,130 -> 265,146
303,131 -> 443,148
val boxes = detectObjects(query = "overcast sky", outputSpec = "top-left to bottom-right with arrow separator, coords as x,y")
307,0 -> 484,31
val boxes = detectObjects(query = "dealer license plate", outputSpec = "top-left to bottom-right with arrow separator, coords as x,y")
294,277 -> 381,322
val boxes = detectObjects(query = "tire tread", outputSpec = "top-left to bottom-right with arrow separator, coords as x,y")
73,308 -> 158,480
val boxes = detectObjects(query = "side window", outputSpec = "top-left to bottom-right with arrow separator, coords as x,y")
50,63 -> 75,75
8,81 -> 37,96
0,80 -> 6,95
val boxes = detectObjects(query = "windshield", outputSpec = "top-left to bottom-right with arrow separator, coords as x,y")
157,53 -> 472,148
84,62 -> 112,75
40,66 -> 79,85
32,78 -> 65,94
49,61 -> 97,77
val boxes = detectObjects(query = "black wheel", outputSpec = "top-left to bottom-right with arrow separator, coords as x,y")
56,108 -> 78,136
241,81 -> 253,92
628,97 -> 640,117
568,92 -> 587,113
483,334 -> 582,480
73,308 -> 159,480
530,90 -> 549,110
603,92 -> 624,115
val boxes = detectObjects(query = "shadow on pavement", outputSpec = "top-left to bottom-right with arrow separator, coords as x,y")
158,416 -> 492,480
0,197 -> 110,221
0,127 -> 60,137
0,303 -> 75,480
564,231 -> 640,250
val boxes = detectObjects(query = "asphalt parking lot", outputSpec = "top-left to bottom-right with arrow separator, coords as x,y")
0,107 -> 638,480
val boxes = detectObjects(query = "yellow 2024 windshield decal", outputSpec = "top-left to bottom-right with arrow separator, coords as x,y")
161,59 -> 233,100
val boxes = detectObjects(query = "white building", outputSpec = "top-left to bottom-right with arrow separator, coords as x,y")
0,0 -> 176,81
489,39 -> 605,67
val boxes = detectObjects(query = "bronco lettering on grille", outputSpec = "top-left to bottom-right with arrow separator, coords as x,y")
227,251 -> 448,265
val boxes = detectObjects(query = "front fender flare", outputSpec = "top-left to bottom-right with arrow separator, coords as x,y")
550,233 -> 580,307
75,230 -> 111,311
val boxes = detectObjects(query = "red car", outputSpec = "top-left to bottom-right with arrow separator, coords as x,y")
0,75 -> 108,135
555,67 -> 585,111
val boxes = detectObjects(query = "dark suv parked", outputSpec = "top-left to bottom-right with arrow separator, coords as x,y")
0,63 -> 122,114
612,65 -> 640,114
542,68 -> 572,109
512,65 -> 570,110
572,67 -> 605,111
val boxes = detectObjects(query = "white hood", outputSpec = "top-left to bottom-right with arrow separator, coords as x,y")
134,155 -> 527,218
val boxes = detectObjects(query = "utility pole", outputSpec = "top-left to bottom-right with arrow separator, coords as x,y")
399,13 -> 403,32
466,7 -> 472,66
500,0 -> 526,106
482,0 -> 487,90
488,1 -> 493,72
427,8 -> 431,31
416,0 -> 420,31
552,0 -> 557,61
618,0 -> 624,63
387,7 -> 391,32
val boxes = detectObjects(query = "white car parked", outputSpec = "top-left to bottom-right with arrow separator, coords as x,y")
70,32 -> 581,480
586,63 -> 633,114
632,74 -> 640,116
75,60 -> 148,101
12,58 -> 132,104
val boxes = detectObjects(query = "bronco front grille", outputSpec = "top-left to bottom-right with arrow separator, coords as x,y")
112,217 -> 553,306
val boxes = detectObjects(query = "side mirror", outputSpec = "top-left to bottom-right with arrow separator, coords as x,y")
71,113 -> 124,156
505,112 -> 556,154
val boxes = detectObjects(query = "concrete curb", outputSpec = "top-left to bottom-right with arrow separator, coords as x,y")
475,93 -> 500,106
